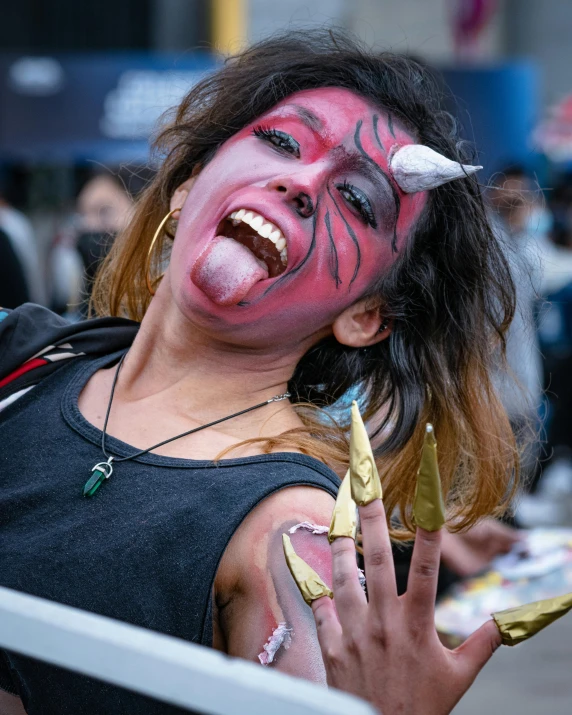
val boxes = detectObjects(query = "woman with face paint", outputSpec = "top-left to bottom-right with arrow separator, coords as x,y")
0,31 -> 524,715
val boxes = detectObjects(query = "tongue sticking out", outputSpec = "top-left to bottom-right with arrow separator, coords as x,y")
190,235 -> 270,306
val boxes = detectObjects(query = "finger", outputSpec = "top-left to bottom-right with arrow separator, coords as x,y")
282,534 -> 333,605
358,499 -> 397,607
330,535 -> 367,632
328,470 -> 357,543
347,402 -> 397,607
412,424 -> 445,532
406,526 -> 442,624
453,619 -> 502,683
406,422 -> 446,623
349,402 -> 382,505
311,595 -> 343,655
492,592 -> 572,646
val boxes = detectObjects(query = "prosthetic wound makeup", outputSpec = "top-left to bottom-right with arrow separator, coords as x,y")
412,424 -> 446,532
169,89 -> 480,343
258,622 -> 293,665
282,534 -> 333,605
289,522 -> 329,536
349,401 -> 383,506
492,593 -> 572,646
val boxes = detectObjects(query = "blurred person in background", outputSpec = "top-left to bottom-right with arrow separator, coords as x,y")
50,168 -> 150,318
533,172 -> 572,511
75,170 -> 135,317
490,167 -> 572,522
0,228 -> 30,308
488,168 -> 543,491
536,171 -> 572,295
0,181 -> 46,306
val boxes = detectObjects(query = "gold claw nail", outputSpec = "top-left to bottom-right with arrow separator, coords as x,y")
412,423 -> 445,532
492,592 -> 572,646
349,401 -> 382,506
282,534 -> 333,606
328,469 -> 357,543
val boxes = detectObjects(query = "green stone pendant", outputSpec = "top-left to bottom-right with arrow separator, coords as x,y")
83,457 -> 114,497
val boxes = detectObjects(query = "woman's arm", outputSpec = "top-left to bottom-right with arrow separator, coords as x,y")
214,486 -> 336,681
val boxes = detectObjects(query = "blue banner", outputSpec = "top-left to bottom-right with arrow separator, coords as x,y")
0,53 -> 218,163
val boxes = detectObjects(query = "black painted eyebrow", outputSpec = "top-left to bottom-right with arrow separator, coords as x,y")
291,104 -> 324,133
372,114 -> 387,156
387,114 -> 396,139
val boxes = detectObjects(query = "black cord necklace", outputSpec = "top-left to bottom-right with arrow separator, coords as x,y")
83,353 -> 291,497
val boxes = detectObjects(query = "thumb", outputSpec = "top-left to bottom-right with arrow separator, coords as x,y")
453,619 -> 502,682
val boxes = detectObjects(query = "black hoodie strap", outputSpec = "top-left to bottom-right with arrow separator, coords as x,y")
0,304 -> 139,402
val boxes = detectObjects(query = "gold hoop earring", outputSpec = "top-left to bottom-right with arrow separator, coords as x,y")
145,209 -> 180,296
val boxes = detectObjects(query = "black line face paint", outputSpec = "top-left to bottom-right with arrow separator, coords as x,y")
372,115 -> 387,156
324,210 -> 342,288
387,113 -> 396,139
327,185 -> 361,289
354,119 -> 401,253
259,208 -> 319,300
177,88 -> 428,337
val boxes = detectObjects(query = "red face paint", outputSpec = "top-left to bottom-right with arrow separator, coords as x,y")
168,88 -> 427,345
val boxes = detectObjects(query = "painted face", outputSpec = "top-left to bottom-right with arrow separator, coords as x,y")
168,87 -> 427,345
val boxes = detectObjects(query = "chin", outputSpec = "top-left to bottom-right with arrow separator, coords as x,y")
169,273 -> 330,350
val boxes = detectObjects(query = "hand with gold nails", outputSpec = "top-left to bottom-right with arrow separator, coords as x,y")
283,402 -> 572,714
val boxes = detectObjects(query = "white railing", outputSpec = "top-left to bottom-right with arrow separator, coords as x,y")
0,586 -> 375,714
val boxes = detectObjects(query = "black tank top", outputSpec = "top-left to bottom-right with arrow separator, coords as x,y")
0,352 -> 340,714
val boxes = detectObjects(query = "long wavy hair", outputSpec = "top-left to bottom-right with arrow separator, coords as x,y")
92,30 -> 518,538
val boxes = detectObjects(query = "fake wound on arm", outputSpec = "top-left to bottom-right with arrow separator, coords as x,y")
215,485 -> 336,680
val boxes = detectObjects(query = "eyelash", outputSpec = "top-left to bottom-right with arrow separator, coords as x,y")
252,126 -> 300,158
337,181 -> 377,228
252,126 -> 376,228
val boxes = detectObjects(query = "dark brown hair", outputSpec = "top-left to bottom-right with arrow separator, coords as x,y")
93,30 -> 518,537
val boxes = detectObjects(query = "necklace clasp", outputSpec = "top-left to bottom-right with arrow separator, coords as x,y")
269,392 -> 291,403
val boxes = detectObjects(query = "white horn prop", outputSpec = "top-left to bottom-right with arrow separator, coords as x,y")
390,144 -> 482,193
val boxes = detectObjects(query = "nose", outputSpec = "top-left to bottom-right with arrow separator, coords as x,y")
268,170 -> 321,219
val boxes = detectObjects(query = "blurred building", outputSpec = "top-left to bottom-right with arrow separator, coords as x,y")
0,1 -> 564,180
0,0 -> 570,295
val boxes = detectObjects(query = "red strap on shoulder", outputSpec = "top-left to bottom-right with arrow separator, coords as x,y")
0,358 -> 48,390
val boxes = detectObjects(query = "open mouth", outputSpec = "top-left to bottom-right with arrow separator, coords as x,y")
216,209 -> 288,278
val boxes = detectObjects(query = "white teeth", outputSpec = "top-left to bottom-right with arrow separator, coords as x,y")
250,215 -> 263,231
225,208 -> 288,265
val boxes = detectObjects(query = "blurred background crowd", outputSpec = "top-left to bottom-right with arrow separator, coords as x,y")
2,1 -> 572,711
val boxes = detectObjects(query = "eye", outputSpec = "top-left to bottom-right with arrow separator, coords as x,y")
337,181 -> 377,228
252,126 -> 300,158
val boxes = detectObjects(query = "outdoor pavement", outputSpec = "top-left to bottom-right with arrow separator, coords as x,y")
455,610 -> 572,714
454,489 -> 572,715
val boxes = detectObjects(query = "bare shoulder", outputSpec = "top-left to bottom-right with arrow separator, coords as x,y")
217,485 -> 336,592
214,484 -> 336,678
253,484 -> 336,525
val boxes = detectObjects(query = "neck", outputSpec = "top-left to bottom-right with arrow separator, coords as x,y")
119,286 -> 311,413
